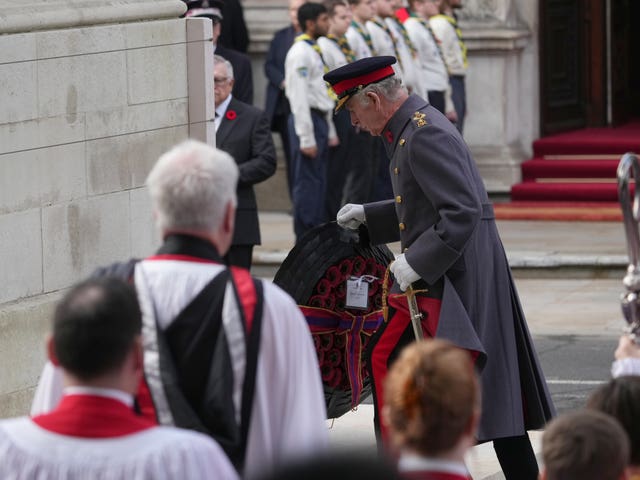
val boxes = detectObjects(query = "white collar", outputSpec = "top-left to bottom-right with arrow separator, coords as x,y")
398,454 -> 469,476
63,386 -> 134,408
216,94 -> 233,120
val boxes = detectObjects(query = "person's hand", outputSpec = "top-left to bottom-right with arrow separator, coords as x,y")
615,334 -> 640,360
300,146 -> 317,158
390,254 -> 421,291
329,136 -> 340,147
337,203 -> 365,230
446,110 -> 458,123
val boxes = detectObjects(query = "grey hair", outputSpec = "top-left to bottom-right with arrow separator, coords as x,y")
351,76 -> 405,106
146,140 -> 238,233
214,54 -> 234,80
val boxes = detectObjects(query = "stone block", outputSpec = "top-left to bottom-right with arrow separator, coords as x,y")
36,24 -> 126,59
0,210 -> 43,304
0,115 -> 85,155
85,98 -> 188,140
0,61 -> 38,124
37,51 -> 127,119
125,19 -> 186,49
127,44 -> 188,105
0,143 -> 86,215
86,126 -> 188,195
0,32 -> 36,63
465,55 -> 506,146
0,292 -> 59,404
130,187 -> 159,258
42,193 -> 132,291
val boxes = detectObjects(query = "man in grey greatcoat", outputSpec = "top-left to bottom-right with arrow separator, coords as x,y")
325,56 -> 555,480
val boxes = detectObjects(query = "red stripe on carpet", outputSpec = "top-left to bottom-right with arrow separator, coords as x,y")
494,201 -> 622,222
511,182 -> 624,202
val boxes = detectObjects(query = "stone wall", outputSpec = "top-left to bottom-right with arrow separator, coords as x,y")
0,1 -> 215,417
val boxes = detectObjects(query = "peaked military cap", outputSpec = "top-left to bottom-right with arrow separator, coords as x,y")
323,56 -> 397,112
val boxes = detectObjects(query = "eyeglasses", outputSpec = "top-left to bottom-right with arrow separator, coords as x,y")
214,76 -> 230,85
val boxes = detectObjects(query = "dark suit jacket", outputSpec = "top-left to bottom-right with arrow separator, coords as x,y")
216,45 -> 253,105
217,97 -> 276,246
264,25 -> 296,125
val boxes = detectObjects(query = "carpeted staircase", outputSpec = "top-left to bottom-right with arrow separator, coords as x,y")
495,120 -> 640,221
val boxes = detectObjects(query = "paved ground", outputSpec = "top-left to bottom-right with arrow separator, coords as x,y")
253,212 -> 631,479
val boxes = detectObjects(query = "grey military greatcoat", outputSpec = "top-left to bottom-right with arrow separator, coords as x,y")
364,94 -> 555,441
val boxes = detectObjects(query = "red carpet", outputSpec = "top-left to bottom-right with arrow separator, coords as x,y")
505,120 -> 640,218
494,201 -> 622,222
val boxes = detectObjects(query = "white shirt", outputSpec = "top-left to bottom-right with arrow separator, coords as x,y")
0,416 -> 238,480
398,454 -> 470,477
32,260 -> 329,480
429,14 -> 467,76
284,39 -> 336,149
367,17 -> 406,83
345,21 -> 375,60
317,36 -> 350,71
385,17 -> 420,94
215,93 -> 233,132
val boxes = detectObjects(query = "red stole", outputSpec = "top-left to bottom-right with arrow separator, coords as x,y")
32,394 -> 155,438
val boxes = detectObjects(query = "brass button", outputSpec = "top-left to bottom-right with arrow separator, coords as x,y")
395,195 -> 402,203
394,167 -> 399,175
399,138 -> 406,146
399,222 -> 405,231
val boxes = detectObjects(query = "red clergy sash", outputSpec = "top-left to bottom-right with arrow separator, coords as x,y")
32,394 -> 155,438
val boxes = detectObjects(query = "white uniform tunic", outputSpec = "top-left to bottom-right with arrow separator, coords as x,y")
367,17 -> 406,85
385,17 -> 420,95
345,21 -> 375,60
404,16 -> 454,112
284,39 -> 336,149
317,36 -> 350,71
429,14 -> 467,76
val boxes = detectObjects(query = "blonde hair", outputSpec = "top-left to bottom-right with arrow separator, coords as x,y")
384,339 -> 479,455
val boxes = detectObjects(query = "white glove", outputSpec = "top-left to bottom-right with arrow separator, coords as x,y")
336,203 -> 365,230
390,254 -> 421,291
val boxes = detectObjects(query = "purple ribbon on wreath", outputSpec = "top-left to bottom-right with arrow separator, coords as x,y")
300,306 -> 384,408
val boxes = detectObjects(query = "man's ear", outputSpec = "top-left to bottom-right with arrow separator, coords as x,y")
367,91 -> 382,110
46,334 -> 60,366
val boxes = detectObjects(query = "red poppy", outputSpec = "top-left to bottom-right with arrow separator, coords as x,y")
225,110 -> 237,120
384,129 -> 393,143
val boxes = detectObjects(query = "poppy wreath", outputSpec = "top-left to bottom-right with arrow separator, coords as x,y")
274,223 -> 395,418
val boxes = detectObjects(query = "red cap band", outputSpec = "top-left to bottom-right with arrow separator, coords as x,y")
331,65 -> 396,98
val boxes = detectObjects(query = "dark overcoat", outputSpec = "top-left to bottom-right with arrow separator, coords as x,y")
364,94 -> 555,441
217,97 -> 276,246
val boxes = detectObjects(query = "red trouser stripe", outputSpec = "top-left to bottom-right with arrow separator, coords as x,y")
370,295 -> 442,443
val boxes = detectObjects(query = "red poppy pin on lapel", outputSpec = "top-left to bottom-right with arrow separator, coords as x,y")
226,110 -> 237,120
384,130 -> 393,143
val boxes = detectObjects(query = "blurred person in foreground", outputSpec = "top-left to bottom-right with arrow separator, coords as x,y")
384,339 -> 477,480
0,277 -> 237,480
588,376 -> 640,479
541,410 -> 630,480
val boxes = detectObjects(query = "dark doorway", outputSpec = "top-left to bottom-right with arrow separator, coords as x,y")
539,0 -> 637,135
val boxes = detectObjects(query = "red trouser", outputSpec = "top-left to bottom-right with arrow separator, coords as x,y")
368,293 -> 442,443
